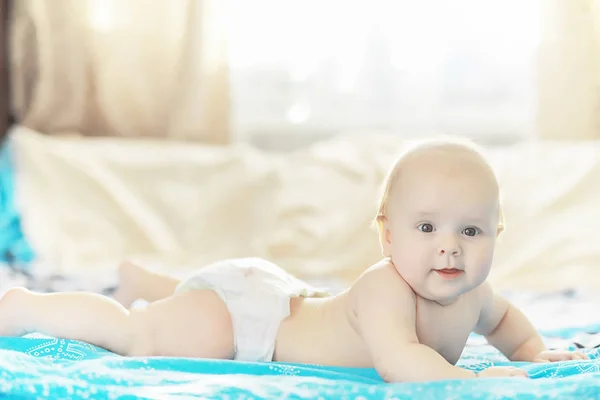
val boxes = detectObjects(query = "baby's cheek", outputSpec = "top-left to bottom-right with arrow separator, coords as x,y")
471,247 -> 495,277
394,245 -> 428,275
392,238 -> 412,257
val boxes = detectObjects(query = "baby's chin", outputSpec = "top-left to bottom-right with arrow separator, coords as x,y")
402,271 -> 485,303
419,290 -> 464,305
415,283 -> 476,305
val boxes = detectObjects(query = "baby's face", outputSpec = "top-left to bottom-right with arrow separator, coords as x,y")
381,152 -> 500,304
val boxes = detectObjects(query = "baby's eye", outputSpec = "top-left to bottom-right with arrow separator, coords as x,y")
418,223 -> 434,233
462,227 -> 480,237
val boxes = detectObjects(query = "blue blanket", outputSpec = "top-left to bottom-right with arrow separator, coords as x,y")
0,141 -> 35,266
0,327 -> 599,400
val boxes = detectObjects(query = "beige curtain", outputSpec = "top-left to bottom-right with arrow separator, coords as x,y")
9,0 -> 230,143
537,0 -> 600,140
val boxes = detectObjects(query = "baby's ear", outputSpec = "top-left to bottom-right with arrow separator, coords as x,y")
377,216 -> 393,257
496,208 -> 505,237
496,224 -> 504,237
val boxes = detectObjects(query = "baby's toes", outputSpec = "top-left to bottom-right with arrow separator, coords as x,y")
511,369 -> 528,378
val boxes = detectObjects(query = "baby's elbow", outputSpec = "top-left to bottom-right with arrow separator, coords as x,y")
374,358 -> 406,383
374,352 -> 435,383
371,343 -> 421,383
376,366 -> 396,383
377,365 -> 422,383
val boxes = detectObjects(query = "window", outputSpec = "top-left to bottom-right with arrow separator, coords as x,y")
226,0 -> 541,148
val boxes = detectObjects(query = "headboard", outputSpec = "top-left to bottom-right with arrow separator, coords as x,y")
0,0 -> 11,144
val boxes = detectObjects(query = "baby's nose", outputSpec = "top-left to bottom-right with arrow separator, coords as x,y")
438,244 -> 462,257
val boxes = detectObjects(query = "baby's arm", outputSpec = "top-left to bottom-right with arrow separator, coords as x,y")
352,267 -> 477,382
474,283 -> 544,361
475,282 -> 587,362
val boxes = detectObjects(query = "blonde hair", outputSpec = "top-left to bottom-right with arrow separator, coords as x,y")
374,136 -> 505,235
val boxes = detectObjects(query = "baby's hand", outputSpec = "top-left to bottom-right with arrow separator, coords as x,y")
476,366 -> 528,379
533,350 -> 589,363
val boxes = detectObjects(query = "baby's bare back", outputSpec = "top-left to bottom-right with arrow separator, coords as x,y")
273,292 -> 374,366
274,260 -> 484,367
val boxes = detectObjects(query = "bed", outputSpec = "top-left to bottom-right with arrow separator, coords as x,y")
0,248 -> 599,399
1,129 -> 600,399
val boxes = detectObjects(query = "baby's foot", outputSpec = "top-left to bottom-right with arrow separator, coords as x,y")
113,261 -> 145,308
0,287 -> 31,336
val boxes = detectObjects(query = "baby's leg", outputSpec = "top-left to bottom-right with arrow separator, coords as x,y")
113,261 -> 182,308
0,287 -> 234,358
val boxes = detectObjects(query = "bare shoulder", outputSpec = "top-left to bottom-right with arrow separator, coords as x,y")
348,259 -> 416,316
346,259 -> 420,352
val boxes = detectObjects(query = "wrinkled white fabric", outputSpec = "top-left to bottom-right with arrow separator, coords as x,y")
11,125 -> 600,292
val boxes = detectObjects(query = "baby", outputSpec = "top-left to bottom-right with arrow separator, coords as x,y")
0,138 -> 587,382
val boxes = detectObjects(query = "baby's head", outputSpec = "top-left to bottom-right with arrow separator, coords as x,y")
376,138 -> 503,304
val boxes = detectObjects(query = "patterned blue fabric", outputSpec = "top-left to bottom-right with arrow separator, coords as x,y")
0,329 -> 598,399
0,140 -> 35,266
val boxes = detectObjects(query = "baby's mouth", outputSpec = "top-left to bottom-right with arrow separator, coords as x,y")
434,268 -> 464,279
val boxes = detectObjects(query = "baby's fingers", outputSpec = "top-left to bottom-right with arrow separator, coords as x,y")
553,353 -> 576,362
558,351 -> 589,361
538,351 -> 590,362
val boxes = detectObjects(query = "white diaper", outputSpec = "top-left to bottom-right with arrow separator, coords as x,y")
175,257 -> 330,362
